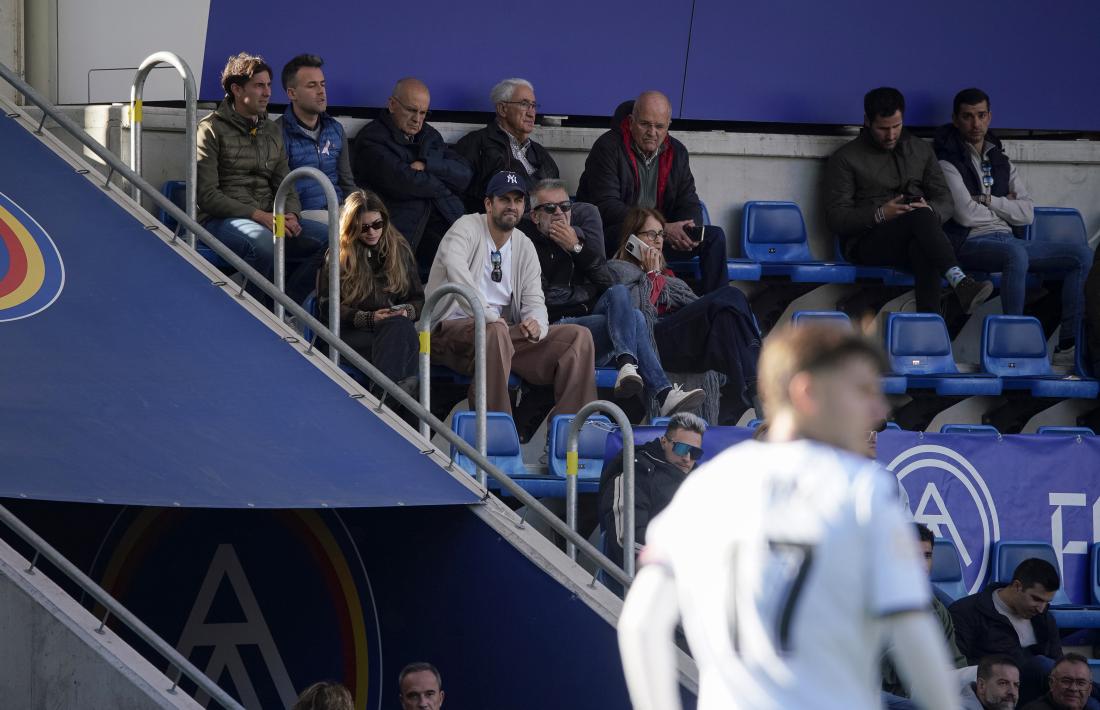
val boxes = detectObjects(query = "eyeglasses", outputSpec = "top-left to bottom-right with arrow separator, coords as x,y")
533,201 -> 572,215
359,219 -> 385,233
636,229 -> 665,242
391,97 -> 430,119
501,100 -> 539,112
1054,677 -> 1092,691
669,440 -> 704,460
981,161 -> 994,189
490,249 -> 503,283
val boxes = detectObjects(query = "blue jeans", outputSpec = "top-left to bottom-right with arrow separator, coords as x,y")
203,217 -> 328,302
957,231 -> 1093,337
560,284 -> 671,397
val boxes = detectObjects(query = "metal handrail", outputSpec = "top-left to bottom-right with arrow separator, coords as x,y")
417,284 -> 488,486
273,167 -> 339,356
565,402 -> 636,578
129,52 -> 197,247
0,59 -> 632,589
0,503 -> 244,709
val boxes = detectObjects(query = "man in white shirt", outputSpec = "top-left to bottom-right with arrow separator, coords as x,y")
425,171 -> 597,422
934,88 -> 1092,365
617,323 -> 959,710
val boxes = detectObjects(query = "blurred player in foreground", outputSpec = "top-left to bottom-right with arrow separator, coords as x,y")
617,324 -> 959,710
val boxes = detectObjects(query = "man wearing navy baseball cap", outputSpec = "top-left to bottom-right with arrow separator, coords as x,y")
425,171 -> 597,428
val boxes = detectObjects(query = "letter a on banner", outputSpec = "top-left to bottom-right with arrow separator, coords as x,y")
914,482 -> 972,566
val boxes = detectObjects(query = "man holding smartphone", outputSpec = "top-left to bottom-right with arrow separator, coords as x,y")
577,91 -> 729,294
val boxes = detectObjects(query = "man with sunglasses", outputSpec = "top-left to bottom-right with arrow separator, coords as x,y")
455,78 -> 559,213
352,78 -> 472,268
598,412 -> 707,570
426,171 -> 596,427
934,88 -> 1091,367
576,90 -> 728,294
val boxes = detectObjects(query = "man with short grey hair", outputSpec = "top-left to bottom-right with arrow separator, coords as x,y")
455,77 -> 559,213
598,412 -> 708,569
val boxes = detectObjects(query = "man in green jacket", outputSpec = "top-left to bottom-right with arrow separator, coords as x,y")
196,52 -> 327,302
825,87 -> 992,315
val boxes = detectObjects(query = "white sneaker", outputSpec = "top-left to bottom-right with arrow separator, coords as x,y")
614,362 -> 644,398
659,384 -> 706,417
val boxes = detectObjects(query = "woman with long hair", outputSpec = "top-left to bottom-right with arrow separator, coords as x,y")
318,189 -> 423,394
608,207 -> 761,424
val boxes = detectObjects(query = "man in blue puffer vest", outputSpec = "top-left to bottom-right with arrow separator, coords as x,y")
277,54 -> 356,223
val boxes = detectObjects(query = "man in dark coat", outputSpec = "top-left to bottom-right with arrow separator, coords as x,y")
576,91 -> 728,294
352,78 -> 471,265
454,78 -> 558,214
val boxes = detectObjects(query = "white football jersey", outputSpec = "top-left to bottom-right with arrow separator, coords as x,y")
643,439 -> 929,710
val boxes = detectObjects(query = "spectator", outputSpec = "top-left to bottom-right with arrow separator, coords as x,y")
597,412 -> 707,568
197,52 -> 327,302
935,87 -> 1091,366
317,190 -> 421,397
882,523 -> 969,707
455,78 -> 559,213
520,179 -> 704,415
352,78 -> 472,266
825,86 -> 992,315
1022,653 -> 1093,710
951,558 -> 1063,705
576,91 -> 728,294
608,207 -> 761,424
398,662 -> 444,710
292,681 -> 353,710
962,655 -> 1021,710
277,54 -> 356,222
425,171 -> 596,423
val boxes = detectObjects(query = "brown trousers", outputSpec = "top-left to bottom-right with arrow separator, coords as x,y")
431,318 -> 597,419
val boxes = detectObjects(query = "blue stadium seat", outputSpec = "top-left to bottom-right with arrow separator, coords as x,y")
832,239 -> 916,286
990,540 -> 1072,606
746,418 -> 763,430
931,538 -> 968,602
791,311 -> 852,329
451,411 -> 558,495
981,316 -> 1100,399
547,414 -> 614,492
1037,426 -> 1095,437
886,313 -> 1003,397
883,421 -> 902,430
160,179 -> 230,270
1026,207 -> 1088,245
741,202 -> 855,283
650,416 -> 671,427
940,424 -> 1000,435
594,367 -> 618,390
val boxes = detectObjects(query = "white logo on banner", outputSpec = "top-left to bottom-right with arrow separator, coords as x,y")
886,445 -> 1001,594
1048,492 -> 1100,574
176,544 -> 297,708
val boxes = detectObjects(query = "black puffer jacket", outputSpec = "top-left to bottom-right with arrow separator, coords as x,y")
454,121 -> 559,213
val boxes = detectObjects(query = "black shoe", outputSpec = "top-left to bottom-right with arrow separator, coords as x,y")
953,277 -> 994,314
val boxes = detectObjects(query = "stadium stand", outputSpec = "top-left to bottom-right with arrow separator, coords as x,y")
990,540 -> 1100,629
739,201 -> 856,283
1038,426 -> 1096,436
790,310 -> 852,329
981,316 -> 1100,399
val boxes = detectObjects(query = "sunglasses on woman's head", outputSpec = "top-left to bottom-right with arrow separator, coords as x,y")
360,219 -> 385,233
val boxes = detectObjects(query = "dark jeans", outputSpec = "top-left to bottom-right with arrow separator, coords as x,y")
664,224 -> 728,294
203,217 -> 328,302
341,316 -> 418,393
958,231 -> 1092,338
845,208 -> 958,313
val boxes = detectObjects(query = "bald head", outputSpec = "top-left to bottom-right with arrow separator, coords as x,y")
630,91 -> 672,155
389,77 -> 430,136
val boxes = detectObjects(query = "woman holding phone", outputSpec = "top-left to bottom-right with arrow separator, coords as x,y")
317,189 -> 423,395
608,207 -> 762,424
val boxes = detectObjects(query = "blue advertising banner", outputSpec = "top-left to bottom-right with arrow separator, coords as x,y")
876,432 -> 1100,604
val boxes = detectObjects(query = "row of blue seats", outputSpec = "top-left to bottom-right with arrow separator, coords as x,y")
793,309 -> 1100,399
932,538 -> 1100,628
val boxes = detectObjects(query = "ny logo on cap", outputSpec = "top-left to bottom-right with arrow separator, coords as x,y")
506,173 -> 518,184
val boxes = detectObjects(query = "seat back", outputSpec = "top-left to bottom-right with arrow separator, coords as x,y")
1029,207 -> 1088,247
791,311 -> 852,330
301,292 -> 319,341
883,422 -> 902,431
940,424 -> 1000,435
886,313 -> 960,375
991,540 -> 1071,606
1037,426 -> 1095,437
931,538 -> 968,602
741,201 -> 813,263
548,414 -> 614,480
451,411 -> 528,479
981,315 -> 1053,378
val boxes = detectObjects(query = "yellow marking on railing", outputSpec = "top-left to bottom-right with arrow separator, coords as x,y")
132,100 -> 142,122
566,451 -> 579,476
274,213 -> 285,238
419,330 -> 430,354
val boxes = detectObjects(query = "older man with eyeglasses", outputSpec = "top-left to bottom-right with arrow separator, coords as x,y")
352,78 -> 472,267
455,78 -> 560,214
426,171 -> 596,430
1021,653 -> 1095,710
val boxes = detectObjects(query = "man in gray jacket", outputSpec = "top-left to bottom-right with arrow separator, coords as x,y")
825,87 -> 992,315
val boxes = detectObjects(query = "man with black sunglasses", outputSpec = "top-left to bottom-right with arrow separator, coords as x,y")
425,171 -> 597,425
934,88 -> 1091,367
352,78 -> 472,268
598,412 -> 707,570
